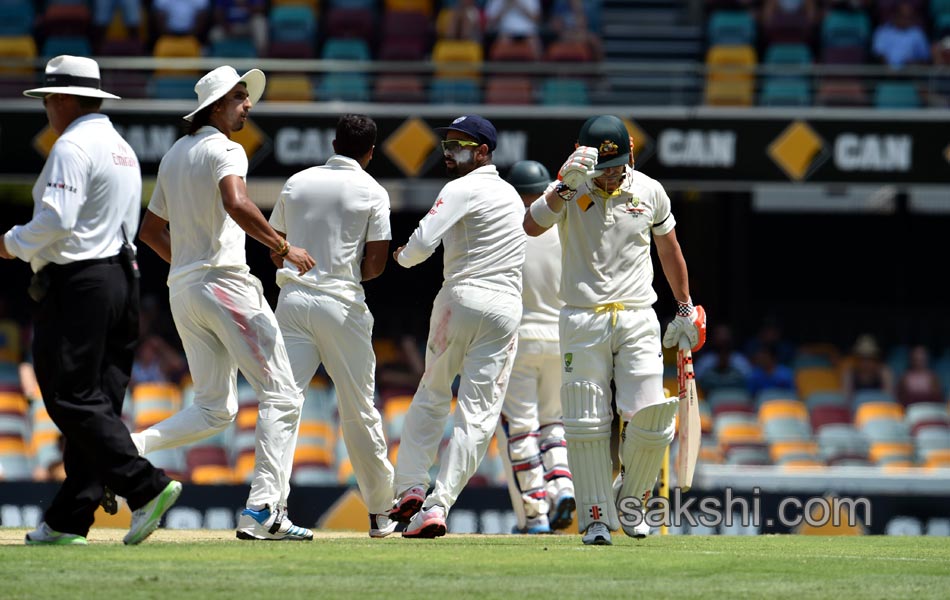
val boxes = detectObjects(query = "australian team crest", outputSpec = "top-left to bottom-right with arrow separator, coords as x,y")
598,139 -> 619,159
624,196 -> 645,215
564,352 -> 573,373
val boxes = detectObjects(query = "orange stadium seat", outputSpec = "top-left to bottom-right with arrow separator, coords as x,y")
432,39 -> 484,80
854,401 -> 904,430
704,44 -> 757,106
795,366 -> 841,399
384,0 -> 434,16
759,399 -> 809,424
264,74 -> 314,101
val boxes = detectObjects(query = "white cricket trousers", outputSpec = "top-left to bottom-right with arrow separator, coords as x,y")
394,282 -> 521,512
275,283 -> 395,514
135,268 -> 303,509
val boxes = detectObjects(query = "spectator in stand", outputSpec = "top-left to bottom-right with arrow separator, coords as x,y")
742,316 -> 796,367
761,0 -> 817,27
695,325 -> 752,394
841,334 -> 895,403
485,0 -> 543,59
207,0 -> 268,56
152,0 -> 211,41
896,345 -> 945,406
871,1 -> 931,69
547,0 -> 603,61
746,343 -> 796,397
441,0 -> 485,42
130,334 -> 188,388
93,0 -> 143,45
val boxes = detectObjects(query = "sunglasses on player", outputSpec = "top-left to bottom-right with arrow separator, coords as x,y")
441,139 -> 481,152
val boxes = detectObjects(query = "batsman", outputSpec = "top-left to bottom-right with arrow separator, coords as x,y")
523,115 -> 706,545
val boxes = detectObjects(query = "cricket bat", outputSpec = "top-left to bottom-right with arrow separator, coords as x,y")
676,338 -> 701,491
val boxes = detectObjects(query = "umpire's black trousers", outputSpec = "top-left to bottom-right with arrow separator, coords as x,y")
32,256 -> 171,536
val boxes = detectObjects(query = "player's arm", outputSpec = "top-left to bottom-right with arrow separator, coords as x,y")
219,175 -> 314,275
395,189 -> 466,268
139,210 -> 172,264
656,229 -> 706,352
361,240 -> 389,281
525,146 -> 599,236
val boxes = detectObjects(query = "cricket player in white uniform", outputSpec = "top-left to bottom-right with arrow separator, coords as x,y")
524,115 -> 706,545
499,160 -> 575,535
268,114 -> 398,539
389,115 -> 526,538
134,66 -> 318,541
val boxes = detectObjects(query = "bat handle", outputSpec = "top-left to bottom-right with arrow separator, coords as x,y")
678,337 -> 691,352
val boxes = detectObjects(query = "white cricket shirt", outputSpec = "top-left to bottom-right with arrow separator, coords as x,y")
4,114 -> 142,272
269,154 -> 391,304
148,126 -> 249,285
397,164 -> 525,295
547,166 -> 676,308
520,226 -> 562,342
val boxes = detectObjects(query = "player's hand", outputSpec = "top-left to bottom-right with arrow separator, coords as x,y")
663,303 -> 706,352
558,146 -> 599,191
269,249 -> 284,269
284,246 -> 314,275
392,245 -> 405,262
0,238 -> 13,259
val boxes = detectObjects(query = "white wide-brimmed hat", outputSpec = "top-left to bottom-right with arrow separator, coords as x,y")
183,65 -> 265,122
24,55 -> 120,100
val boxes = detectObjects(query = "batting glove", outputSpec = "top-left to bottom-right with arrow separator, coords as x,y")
558,146 -> 600,193
662,301 -> 707,352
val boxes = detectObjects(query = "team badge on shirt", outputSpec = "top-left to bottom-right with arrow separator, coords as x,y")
429,197 -> 444,215
564,352 -> 573,373
623,196 -> 645,216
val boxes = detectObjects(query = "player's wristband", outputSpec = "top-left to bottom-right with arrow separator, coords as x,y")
676,298 -> 694,317
529,196 -> 561,229
554,182 -> 578,202
275,238 -> 290,257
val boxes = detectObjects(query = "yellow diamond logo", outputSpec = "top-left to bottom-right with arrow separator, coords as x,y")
622,118 -> 654,166
768,121 -> 829,181
232,118 -> 264,160
383,117 -> 439,177
33,126 -> 59,158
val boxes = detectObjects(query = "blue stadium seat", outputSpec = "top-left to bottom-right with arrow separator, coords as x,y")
874,82 -> 921,109
707,10 -> 757,46
429,78 -> 482,104
269,5 -> 317,43
209,37 -> 258,58
540,78 -> 589,105
763,43 -> 812,66
821,10 -> 871,49
318,72 -> 370,102
759,79 -> 811,106
321,37 -> 371,61
148,76 -> 198,100
0,0 -> 33,36
41,35 -> 92,59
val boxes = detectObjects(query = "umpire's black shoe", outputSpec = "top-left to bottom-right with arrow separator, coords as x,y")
101,487 -> 118,515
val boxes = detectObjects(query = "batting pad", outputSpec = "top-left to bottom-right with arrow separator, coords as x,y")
562,381 -> 619,531
617,397 -> 678,510
497,421 -> 547,525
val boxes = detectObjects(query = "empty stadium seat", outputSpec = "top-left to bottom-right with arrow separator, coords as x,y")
754,387 -> 798,407
544,39 -> 594,63
318,72 -> 370,101
131,381 -> 181,431
325,7 -> 376,42
484,77 -> 533,105
795,366 -> 841,399
809,404 -> 852,431
707,10 -> 757,46
148,75 -> 198,99
869,440 -> 914,465
706,387 -> 753,410
41,35 -> 92,59
429,77 -> 481,104
540,78 -> 590,106
854,401 -> 904,430
264,74 -> 314,102
759,79 -> 811,106
759,399 -> 809,423
874,82 -> 922,109
704,44 -> 757,106
763,417 -> 812,442
40,2 -> 91,37
914,426 -> 950,461
820,10 -> 871,49
816,423 -> 868,462
209,37 -> 258,58
269,5 -> 317,43
384,0 -> 434,16
489,36 -> 541,62
769,440 -> 819,463
816,78 -> 869,106
432,39 -> 483,79
0,35 -> 37,76
373,74 -> 426,103
0,1 -> 33,36
322,37 -> 371,61
905,402 -> 950,434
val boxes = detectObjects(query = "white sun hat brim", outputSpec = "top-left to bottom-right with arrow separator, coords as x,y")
24,55 -> 121,99
183,67 -> 266,122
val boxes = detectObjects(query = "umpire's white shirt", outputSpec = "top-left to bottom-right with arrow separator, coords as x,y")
269,154 -> 391,304
520,227 -> 561,342
4,114 -> 141,272
148,125 -> 248,285
546,167 -> 676,308
397,164 -> 525,295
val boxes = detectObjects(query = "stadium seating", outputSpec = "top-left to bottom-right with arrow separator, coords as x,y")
30,402 -> 61,475
322,37 -> 372,61
0,1 -> 33,37
373,74 -> 427,103
318,72 -> 370,101
432,39 -> 484,79
41,35 -> 91,59
816,78 -> 869,106
324,7 -> 376,43
873,82 -> 922,109
809,404 -> 852,431
854,401 -> 904,430
706,10 -> 756,46
265,74 -> 314,101
820,10 -> 871,49
544,39 -> 595,63
384,0 -> 434,16
185,445 -> 233,484
905,402 -> 950,435
148,75 -> 198,99
816,423 -> 868,463
429,77 -> 482,104
209,37 -> 259,59
40,2 -> 91,37
539,78 -> 590,106
484,77 -> 533,105
794,366 -> 841,399
378,9 -> 431,60
131,382 -> 181,432
0,35 -> 36,76
704,44 -> 757,106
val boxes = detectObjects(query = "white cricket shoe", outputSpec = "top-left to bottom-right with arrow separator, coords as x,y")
369,513 -> 398,538
124,480 -> 182,545
25,522 -> 87,546
403,505 -> 446,539
388,485 -> 426,523
582,522 -> 612,546
236,505 -> 314,541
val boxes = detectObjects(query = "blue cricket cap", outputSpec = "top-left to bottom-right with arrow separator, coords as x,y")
435,115 -> 497,152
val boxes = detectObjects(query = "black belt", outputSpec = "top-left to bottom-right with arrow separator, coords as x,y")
44,254 -> 122,274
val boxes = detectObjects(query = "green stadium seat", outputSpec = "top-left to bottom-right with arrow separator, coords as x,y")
707,10 -> 757,46
873,82 -> 921,109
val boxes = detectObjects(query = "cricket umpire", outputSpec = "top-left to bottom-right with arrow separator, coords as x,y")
1,55 -> 180,546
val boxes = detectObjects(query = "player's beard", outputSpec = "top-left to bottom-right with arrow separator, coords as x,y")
445,148 -> 475,178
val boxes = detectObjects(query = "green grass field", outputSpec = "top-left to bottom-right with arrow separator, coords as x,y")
1,529 -> 948,599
